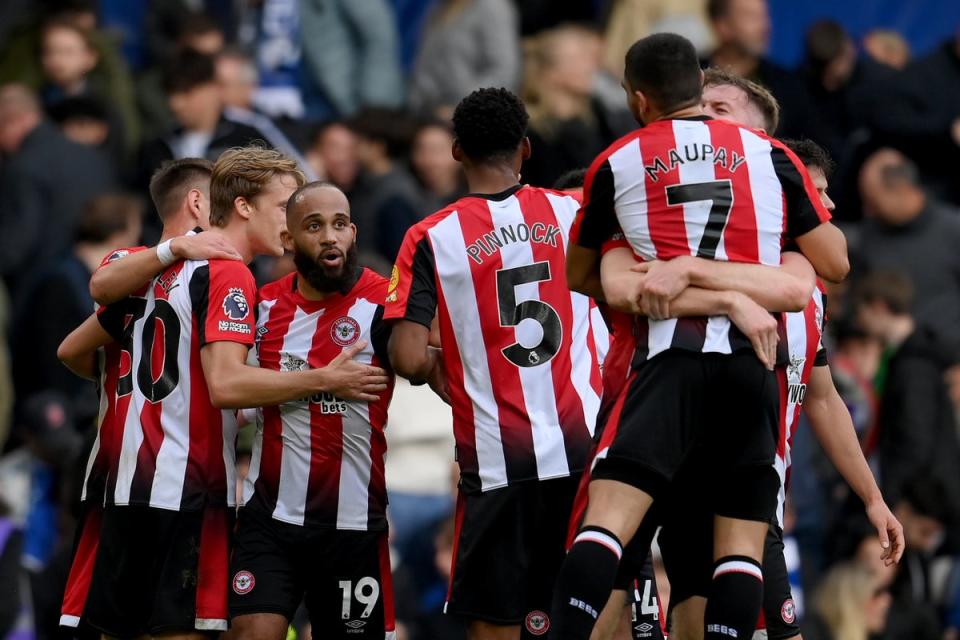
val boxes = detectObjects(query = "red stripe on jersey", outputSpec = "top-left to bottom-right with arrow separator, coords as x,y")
434,280 -> 479,477
455,199 -> 537,481
573,130 -> 646,246
195,506 -> 230,623
251,293 -> 299,511
304,320 -> 347,521
638,121 -> 686,259
775,366 -> 789,462
367,352 -> 389,527
790,298 -> 824,449
60,505 -> 102,619
106,346 -> 134,502
706,120 -> 759,263
188,314 -> 220,504
378,533 -> 396,632
522,188 -> 591,460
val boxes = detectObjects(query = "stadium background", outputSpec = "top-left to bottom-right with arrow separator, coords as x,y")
0,0 -> 958,638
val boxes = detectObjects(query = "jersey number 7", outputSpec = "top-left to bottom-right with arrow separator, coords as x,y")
665,179 -> 734,260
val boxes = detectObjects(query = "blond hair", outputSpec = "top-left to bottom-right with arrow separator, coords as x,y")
813,562 -> 876,640
703,66 -> 781,135
209,146 -> 305,227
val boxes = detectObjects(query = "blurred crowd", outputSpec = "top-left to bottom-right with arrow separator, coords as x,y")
0,0 -> 959,638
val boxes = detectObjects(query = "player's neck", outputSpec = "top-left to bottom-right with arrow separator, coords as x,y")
464,164 -> 520,196
210,225 -> 253,263
886,316 -> 915,349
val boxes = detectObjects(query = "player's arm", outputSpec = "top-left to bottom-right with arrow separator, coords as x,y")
601,247 -> 779,368
803,365 -> 904,565
772,143 -> 850,283
567,158 -> 619,300
201,341 -> 388,409
631,252 -> 815,317
57,313 -> 114,379
90,233 -> 243,305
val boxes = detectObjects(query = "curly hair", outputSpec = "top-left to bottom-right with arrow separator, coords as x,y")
452,88 -> 529,163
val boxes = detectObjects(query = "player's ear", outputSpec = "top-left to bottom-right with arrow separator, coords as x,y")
281,229 -> 294,252
520,137 -> 532,161
235,196 -> 252,220
452,140 -> 464,163
350,222 -> 358,243
188,188 -> 203,220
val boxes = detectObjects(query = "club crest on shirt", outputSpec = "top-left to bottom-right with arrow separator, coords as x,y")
786,355 -> 805,382
331,316 -> 361,346
280,353 -> 307,372
105,249 -> 130,263
222,288 -> 250,321
815,306 -> 824,333
525,611 -> 550,636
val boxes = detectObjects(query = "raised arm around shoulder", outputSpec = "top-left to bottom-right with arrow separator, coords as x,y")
600,246 -> 643,313
58,314 -> 114,379
90,233 -> 243,305
793,222 -> 849,284
200,340 -> 388,409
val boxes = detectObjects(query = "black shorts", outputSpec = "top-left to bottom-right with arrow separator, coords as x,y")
84,504 -> 233,638
592,350 -> 781,521
447,475 -> 579,636
229,507 -> 396,639
758,525 -> 800,640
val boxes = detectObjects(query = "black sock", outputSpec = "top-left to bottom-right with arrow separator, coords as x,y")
704,556 -> 764,639
549,526 -> 622,639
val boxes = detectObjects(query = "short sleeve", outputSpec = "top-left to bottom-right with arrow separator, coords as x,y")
189,260 -> 257,347
382,226 -> 437,328
370,305 -> 392,366
97,245 -> 148,272
814,347 -> 828,367
770,143 -> 832,239
599,223 -> 629,257
570,159 -> 618,251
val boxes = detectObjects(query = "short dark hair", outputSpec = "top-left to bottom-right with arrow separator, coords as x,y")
149,158 -> 214,220
347,107 -> 417,159
902,476 -> 951,523
162,49 -> 216,94
854,271 -> 913,316
47,95 -> 110,125
703,67 -> 780,134
76,193 -> 143,244
805,20 -> 849,70
553,168 -> 587,191
624,33 -> 702,112
176,11 -> 223,42
706,0 -> 733,21
452,88 -> 529,163
782,138 -> 835,177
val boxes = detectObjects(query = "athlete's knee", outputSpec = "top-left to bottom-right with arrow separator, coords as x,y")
670,596 -> 707,640
223,613 -> 288,640
583,480 -> 653,543
591,589 -> 627,640
712,517 -> 768,562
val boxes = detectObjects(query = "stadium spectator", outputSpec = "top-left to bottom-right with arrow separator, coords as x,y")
47,96 -> 121,170
137,49 -> 272,240
853,272 -> 960,532
855,148 -> 960,348
10,193 -> 142,427
306,121 -> 360,193
603,0 -> 713,76
298,0 -> 404,119
802,562 -> 891,640
0,84 -> 116,294
409,0 -> 521,115
863,29 -> 911,70
215,49 -> 317,180
39,17 -> 138,156
348,107 -> 424,265
410,118 -> 466,214
704,0 -> 810,137
521,25 -> 615,188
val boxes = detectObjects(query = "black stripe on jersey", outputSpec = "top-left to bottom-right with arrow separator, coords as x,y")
98,299 -> 131,342
770,146 -> 826,239
190,265 -> 210,346
577,160 -> 617,251
402,237 -> 438,329
371,305 -> 391,367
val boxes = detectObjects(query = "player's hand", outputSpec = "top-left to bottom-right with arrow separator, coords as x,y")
726,292 -> 778,370
172,232 -> 243,262
633,258 -> 691,319
426,347 -> 451,405
866,497 -> 904,566
318,341 -> 390,402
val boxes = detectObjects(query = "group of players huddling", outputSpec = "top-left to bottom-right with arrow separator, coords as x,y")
55,32 -> 904,640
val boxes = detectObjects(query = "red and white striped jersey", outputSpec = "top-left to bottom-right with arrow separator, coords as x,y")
385,184 -> 604,494
572,116 -> 832,361
81,246 -> 148,505
100,258 -> 256,511
774,285 -> 828,527
242,268 -> 394,530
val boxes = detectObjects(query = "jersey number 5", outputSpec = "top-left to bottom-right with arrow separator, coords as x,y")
496,262 -> 562,368
666,179 -> 734,260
